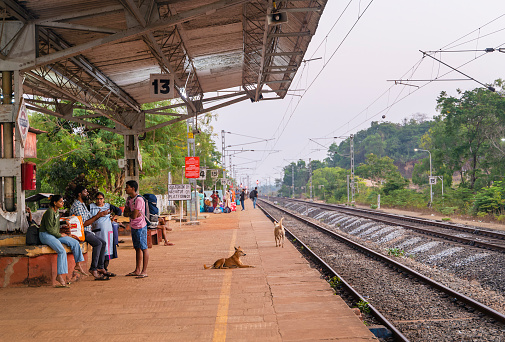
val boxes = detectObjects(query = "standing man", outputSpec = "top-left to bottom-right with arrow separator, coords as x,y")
124,180 -> 149,279
239,189 -> 246,211
250,187 -> 259,209
70,185 -> 111,280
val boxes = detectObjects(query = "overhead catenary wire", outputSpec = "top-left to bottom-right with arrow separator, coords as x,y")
254,0 -> 377,172
319,15 -> 505,140
239,10 -> 505,180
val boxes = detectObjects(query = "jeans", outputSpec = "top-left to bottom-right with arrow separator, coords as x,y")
253,197 -> 257,209
39,232 -> 84,275
85,230 -> 106,271
240,200 -> 245,210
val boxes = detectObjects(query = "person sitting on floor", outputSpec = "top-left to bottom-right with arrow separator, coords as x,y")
38,195 -> 88,288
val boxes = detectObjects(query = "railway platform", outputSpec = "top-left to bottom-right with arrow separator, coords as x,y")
0,201 -> 377,341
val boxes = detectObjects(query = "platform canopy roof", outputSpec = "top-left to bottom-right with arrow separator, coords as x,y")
0,0 -> 327,134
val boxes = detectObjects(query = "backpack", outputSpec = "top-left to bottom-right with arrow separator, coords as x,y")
26,223 -> 41,245
143,193 -> 159,215
132,195 -> 158,228
249,190 -> 255,199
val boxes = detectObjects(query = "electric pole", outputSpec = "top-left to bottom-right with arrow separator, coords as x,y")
309,158 -> 313,201
350,134 -> 355,203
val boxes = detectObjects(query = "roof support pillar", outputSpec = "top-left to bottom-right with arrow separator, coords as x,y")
0,69 -> 27,231
124,134 -> 141,186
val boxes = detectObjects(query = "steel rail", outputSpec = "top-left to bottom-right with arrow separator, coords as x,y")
276,197 -> 505,253
257,203 -> 410,342
259,199 -> 505,326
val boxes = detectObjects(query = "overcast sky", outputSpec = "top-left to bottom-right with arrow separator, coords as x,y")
210,0 -> 505,187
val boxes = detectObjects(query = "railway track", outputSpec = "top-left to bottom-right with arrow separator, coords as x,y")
271,197 -> 505,253
258,200 -> 505,342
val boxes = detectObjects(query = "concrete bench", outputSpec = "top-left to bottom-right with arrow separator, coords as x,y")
0,235 -> 88,287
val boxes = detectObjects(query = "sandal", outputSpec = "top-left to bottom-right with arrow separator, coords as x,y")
94,274 -> 110,281
99,271 -> 116,277
54,283 -> 70,288
125,271 -> 140,277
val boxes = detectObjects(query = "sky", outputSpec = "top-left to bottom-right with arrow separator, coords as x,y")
209,0 -> 505,188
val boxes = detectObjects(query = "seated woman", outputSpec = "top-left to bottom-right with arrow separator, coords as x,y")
38,195 -> 88,288
90,192 -> 121,276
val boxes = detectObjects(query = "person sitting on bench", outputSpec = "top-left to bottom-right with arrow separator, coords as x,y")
38,195 -> 88,288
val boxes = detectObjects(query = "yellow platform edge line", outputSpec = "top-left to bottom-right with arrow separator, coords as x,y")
212,229 -> 237,342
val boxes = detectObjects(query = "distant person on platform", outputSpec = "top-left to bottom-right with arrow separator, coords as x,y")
123,180 -> 149,278
211,191 -> 220,209
39,195 -> 88,287
239,189 -> 246,211
70,185 -> 111,281
224,189 -> 231,209
250,187 -> 258,209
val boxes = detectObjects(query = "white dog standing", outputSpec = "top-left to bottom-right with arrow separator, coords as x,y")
274,218 -> 285,248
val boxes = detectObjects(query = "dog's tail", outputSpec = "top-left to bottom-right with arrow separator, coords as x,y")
203,264 -> 211,269
279,217 -> 284,226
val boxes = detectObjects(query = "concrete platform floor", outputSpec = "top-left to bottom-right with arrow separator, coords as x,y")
0,201 -> 377,341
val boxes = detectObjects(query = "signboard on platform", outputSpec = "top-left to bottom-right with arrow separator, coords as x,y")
185,157 -> 200,178
210,169 -> 219,178
149,74 -> 174,99
167,184 -> 191,200
429,176 -> 437,185
197,169 -> 206,180
16,99 -> 29,147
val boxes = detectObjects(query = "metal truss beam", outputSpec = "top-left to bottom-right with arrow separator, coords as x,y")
18,0 -> 251,70
33,5 -> 124,24
121,0 -> 204,112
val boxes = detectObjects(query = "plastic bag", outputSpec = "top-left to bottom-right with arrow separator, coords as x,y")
60,216 -> 85,241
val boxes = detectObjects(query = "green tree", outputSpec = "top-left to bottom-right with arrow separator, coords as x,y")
356,153 -> 401,187
435,82 -> 505,189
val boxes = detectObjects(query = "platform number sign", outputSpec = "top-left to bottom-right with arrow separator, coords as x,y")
197,169 -> 206,180
150,74 -> 174,99
429,177 -> 437,185
210,169 -> 219,179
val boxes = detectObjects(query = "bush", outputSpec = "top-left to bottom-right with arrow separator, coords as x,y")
380,189 -> 425,209
441,217 -> 451,221
472,181 -> 505,215
370,204 -> 378,209
439,207 -> 457,215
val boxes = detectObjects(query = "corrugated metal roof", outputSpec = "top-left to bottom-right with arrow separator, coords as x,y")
0,0 -> 327,133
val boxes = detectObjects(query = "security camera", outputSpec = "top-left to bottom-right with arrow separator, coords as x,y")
382,115 -> 386,119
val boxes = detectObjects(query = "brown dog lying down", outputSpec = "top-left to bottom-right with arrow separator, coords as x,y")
274,218 -> 285,248
204,246 -> 255,269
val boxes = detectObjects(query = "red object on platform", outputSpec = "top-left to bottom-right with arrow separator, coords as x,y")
21,162 -> 36,190
185,157 -> 200,178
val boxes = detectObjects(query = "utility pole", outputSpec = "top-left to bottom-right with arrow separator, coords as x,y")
309,158 -> 313,201
350,134 -> 355,203
221,130 -> 226,196
291,164 -> 295,198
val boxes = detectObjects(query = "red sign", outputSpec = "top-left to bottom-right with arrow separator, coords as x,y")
185,157 -> 200,178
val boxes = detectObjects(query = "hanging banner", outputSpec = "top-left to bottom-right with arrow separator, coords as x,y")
185,156 -> 200,178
